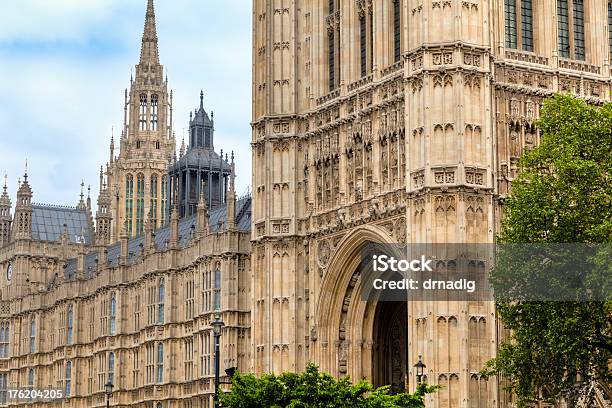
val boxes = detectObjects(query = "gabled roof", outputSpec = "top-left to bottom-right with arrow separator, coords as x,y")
32,204 -> 93,245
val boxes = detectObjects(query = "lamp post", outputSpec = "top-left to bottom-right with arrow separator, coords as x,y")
212,312 -> 225,408
104,380 -> 114,408
413,355 -> 426,385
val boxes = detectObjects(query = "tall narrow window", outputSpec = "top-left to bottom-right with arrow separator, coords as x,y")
65,361 -> 72,396
328,0 -> 338,91
126,174 -> 134,235
0,373 -> 6,404
156,343 -> 164,383
29,319 -> 36,353
360,14 -> 367,77
67,306 -> 73,345
328,30 -> 335,91
108,352 -> 115,384
161,176 -> 168,225
158,278 -> 165,324
109,293 -> 116,335
136,174 -> 145,235
139,94 -> 148,131
27,369 -> 34,390
0,322 -> 9,358
557,0 -> 570,58
368,9 -> 374,72
521,0 -> 533,51
393,0 -> 401,62
150,175 -> 158,229
151,94 -> 158,131
573,0 -> 585,60
505,0 -> 518,49
213,267 -> 221,312
609,1 -> 612,63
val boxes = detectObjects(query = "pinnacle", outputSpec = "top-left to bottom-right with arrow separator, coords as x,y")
139,0 -> 159,66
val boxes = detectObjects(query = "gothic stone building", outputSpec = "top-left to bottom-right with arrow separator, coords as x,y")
251,0 -> 611,407
0,0 -> 611,408
0,1 -> 252,408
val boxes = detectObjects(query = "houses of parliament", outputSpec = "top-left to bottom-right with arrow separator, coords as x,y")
0,0 -> 610,407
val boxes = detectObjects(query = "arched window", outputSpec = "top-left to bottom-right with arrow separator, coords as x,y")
213,267 -> 221,312
156,343 -> 164,383
136,174 -> 145,235
139,94 -> 148,131
150,175 -> 158,229
27,369 -> 34,390
108,352 -> 115,384
156,403 -> 163,408
158,278 -> 165,324
151,94 -> 158,131
0,322 -> 9,357
126,174 -> 134,235
29,319 -> 36,353
67,306 -> 73,345
65,361 -> 72,396
109,294 -> 116,335
161,176 -> 168,225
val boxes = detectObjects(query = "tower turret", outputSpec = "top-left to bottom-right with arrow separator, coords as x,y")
96,167 -> 112,246
13,170 -> 33,240
105,0 -> 175,241
0,175 -> 12,247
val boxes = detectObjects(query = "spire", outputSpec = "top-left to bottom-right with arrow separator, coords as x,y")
77,180 -> 87,210
139,0 -> 159,65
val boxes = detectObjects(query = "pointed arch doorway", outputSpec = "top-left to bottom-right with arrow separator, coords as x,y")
372,300 -> 408,393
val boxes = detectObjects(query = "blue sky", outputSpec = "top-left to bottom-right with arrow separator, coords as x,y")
0,0 -> 252,206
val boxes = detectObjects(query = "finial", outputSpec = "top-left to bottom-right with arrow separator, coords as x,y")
2,173 -> 7,193
231,150 -> 234,164
200,90 -> 204,110
211,111 -> 214,120
87,185 -> 91,199
80,180 -> 85,201
24,159 -> 28,181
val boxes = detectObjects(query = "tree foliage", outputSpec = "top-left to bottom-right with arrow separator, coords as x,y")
219,363 -> 437,408
485,94 -> 612,406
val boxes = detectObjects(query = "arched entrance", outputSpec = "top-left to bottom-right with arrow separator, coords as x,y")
313,225 -> 409,392
372,301 -> 408,393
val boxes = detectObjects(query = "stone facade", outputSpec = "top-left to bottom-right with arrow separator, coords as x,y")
251,0 -> 611,406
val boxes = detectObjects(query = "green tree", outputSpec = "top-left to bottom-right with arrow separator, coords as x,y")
219,363 -> 437,408
485,94 -> 612,406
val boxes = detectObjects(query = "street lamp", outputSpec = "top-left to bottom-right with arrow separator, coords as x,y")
413,355 -> 426,385
212,312 -> 225,408
104,381 -> 114,408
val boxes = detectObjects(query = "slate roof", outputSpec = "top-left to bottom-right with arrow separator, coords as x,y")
32,204 -> 93,245
172,148 -> 232,170
60,196 -> 251,282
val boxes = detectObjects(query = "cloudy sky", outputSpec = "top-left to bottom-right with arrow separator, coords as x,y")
0,0 -> 252,207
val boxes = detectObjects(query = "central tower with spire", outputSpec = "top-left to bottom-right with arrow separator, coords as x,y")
105,0 -> 175,241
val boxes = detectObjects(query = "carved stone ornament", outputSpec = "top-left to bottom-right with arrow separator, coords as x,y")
317,239 -> 331,267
